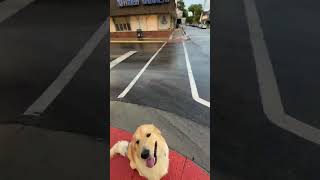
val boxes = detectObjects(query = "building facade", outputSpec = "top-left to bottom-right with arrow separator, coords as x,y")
200,10 -> 210,26
110,0 -> 177,39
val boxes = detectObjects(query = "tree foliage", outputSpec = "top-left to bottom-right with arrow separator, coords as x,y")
177,1 -> 203,24
188,4 -> 203,23
177,0 -> 185,11
177,0 -> 188,18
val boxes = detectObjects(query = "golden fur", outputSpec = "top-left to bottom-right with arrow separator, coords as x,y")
110,124 -> 169,180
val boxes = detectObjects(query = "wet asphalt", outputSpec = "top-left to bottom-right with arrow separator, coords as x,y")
213,0 -> 320,180
183,26 -> 210,101
110,27 -> 210,128
0,0 -> 107,138
255,0 -> 320,129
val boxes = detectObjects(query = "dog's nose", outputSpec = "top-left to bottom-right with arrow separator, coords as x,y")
141,149 -> 150,159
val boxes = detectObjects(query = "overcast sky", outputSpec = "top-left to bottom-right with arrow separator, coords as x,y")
184,0 -> 210,11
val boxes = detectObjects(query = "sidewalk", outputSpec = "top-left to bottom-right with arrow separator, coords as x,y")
168,28 -> 190,43
110,127 -> 210,180
110,101 -> 210,172
170,27 -> 185,39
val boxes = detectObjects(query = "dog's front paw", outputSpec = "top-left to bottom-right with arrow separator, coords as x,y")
129,161 -> 136,170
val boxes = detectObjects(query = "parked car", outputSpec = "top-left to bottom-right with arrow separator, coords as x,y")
197,24 -> 207,29
201,24 -> 208,29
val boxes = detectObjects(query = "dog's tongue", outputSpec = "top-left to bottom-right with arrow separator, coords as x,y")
146,157 -> 155,168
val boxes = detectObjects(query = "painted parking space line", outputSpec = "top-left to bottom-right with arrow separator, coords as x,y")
24,21 -> 107,116
243,0 -> 320,144
117,41 -> 167,98
182,41 -> 210,108
0,0 -> 35,23
110,51 -> 137,69
189,36 -> 210,38
111,40 -> 166,43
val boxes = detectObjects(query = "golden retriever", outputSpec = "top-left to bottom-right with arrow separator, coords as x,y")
110,124 -> 169,180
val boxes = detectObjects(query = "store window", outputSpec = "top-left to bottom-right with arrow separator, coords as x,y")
113,17 -> 131,31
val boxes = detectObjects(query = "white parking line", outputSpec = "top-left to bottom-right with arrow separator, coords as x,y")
0,0 -> 35,23
182,41 -> 210,108
189,36 -> 210,38
24,21 -> 107,116
110,51 -> 137,69
117,42 -> 167,98
111,40 -> 166,43
244,0 -> 320,144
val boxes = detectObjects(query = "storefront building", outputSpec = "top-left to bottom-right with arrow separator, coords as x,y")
110,0 -> 177,39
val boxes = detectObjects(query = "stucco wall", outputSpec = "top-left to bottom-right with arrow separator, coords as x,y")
146,15 -> 158,31
130,15 -> 158,31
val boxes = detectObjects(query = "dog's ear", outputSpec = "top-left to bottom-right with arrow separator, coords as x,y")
127,138 -> 134,161
127,140 -> 137,170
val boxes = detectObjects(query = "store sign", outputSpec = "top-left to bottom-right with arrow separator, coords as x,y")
142,0 -> 170,5
117,0 -> 140,7
117,0 -> 169,7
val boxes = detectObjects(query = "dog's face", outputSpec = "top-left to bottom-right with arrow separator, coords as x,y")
130,124 -> 163,168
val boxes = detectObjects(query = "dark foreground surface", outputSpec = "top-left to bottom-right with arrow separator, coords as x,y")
0,1 -> 107,179
0,0 -> 107,138
213,0 -> 320,180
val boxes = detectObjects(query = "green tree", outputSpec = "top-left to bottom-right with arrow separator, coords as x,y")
177,0 -> 185,11
186,16 -> 193,24
188,4 -> 203,23
177,0 -> 188,17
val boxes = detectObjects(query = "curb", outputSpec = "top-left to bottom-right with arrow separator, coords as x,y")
181,26 -> 191,40
110,127 -> 210,180
171,28 -> 190,41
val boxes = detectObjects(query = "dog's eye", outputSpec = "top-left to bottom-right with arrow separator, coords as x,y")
136,140 -> 139,144
146,133 -> 151,137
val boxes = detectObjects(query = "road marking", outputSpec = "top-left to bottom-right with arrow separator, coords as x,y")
182,41 -> 210,108
189,36 -> 210,38
110,51 -> 137,69
117,42 -> 167,98
24,21 -> 107,116
0,0 -> 35,23
111,40 -> 166,43
243,0 -> 320,144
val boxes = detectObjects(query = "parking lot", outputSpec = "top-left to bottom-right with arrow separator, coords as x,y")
110,26 -> 211,171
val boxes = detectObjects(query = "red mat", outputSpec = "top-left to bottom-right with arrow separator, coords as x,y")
110,127 -> 210,180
